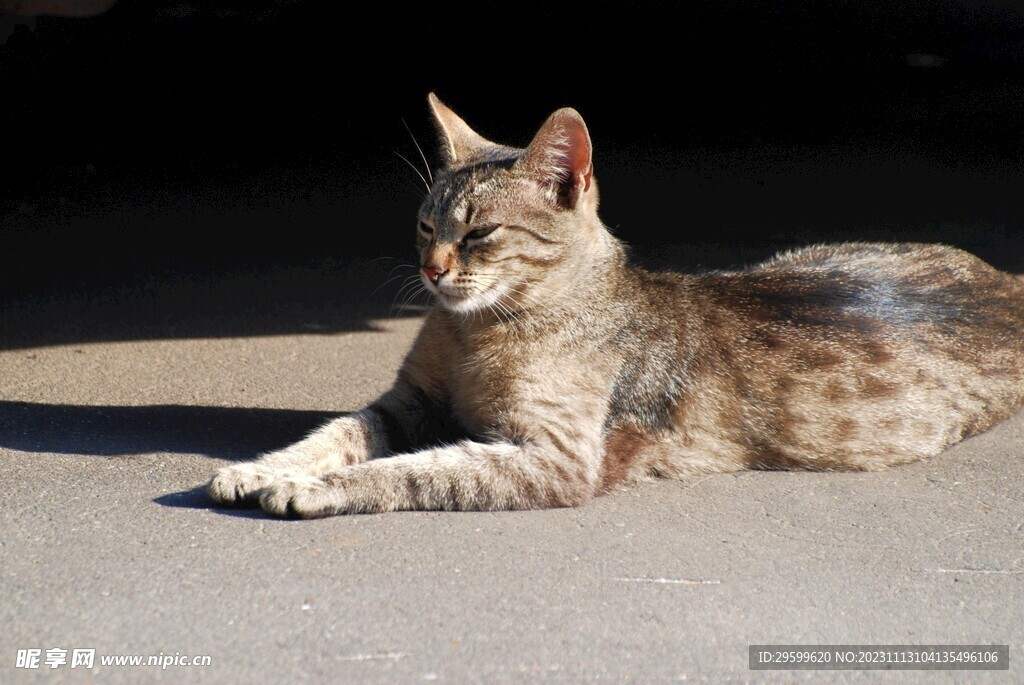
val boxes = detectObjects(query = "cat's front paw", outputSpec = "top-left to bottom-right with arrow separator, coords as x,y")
208,463 -> 276,506
259,475 -> 347,519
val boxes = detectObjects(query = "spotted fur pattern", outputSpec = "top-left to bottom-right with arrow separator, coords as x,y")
208,95 -> 1024,518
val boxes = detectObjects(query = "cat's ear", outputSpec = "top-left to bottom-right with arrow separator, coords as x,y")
515,108 -> 593,210
427,93 -> 495,168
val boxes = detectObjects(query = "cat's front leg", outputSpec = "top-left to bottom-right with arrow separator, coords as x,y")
208,409 -> 390,505
258,429 -> 603,518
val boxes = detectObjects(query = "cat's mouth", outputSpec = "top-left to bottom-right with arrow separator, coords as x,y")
435,287 -> 476,308
420,270 -> 509,313
430,281 -> 502,313
438,289 -> 468,301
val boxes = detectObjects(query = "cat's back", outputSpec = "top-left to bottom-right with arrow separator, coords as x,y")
758,241 -> 1020,293
698,242 -> 1024,350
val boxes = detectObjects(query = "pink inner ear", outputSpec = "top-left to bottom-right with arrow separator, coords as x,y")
519,108 -> 594,206
564,124 -> 593,191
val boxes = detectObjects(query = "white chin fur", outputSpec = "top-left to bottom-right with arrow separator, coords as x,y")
438,285 -> 506,314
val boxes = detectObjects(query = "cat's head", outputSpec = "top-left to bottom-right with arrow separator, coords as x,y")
416,93 -> 610,316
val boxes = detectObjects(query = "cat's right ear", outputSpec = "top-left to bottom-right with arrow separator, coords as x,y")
515,108 -> 594,210
427,93 -> 494,168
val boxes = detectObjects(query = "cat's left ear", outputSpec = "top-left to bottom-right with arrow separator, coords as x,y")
516,108 -> 594,210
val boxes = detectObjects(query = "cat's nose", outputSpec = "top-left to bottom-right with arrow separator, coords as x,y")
422,265 -> 449,284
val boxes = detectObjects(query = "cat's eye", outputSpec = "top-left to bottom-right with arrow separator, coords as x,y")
463,224 -> 500,242
418,220 -> 434,235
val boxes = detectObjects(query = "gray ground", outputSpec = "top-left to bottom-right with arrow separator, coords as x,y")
1,252 -> 1021,684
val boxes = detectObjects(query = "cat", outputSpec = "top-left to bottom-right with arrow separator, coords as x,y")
208,93 -> 1024,518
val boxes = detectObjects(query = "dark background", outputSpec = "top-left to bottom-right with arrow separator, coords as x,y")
1,0 -> 1022,345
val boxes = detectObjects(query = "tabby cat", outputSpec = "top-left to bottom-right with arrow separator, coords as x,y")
208,93 -> 1024,518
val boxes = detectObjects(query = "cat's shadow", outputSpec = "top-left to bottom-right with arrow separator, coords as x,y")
153,485 -> 261,514
0,400 -> 337,459
0,400 -> 338,514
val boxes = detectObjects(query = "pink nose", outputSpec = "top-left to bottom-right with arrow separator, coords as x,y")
422,265 -> 448,284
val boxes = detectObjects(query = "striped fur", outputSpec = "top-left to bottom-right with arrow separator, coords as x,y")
209,95 -> 1024,518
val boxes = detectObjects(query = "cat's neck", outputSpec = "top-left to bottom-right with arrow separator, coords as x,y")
563,221 -> 628,296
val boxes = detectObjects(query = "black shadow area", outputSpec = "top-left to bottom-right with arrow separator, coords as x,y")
5,1 -> 1024,352
0,255 -> 429,352
0,400 -> 338,460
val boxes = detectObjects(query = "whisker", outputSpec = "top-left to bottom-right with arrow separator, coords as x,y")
389,279 -> 418,310
393,151 -> 431,193
458,273 -> 559,323
371,256 -> 417,268
398,179 -> 428,203
469,271 -> 560,314
371,269 -> 417,298
395,277 -> 425,302
401,117 -> 434,185
492,298 -> 518,324
384,263 -> 419,278
502,284 -> 561,318
396,286 -> 431,315
392,275 -> 429,314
